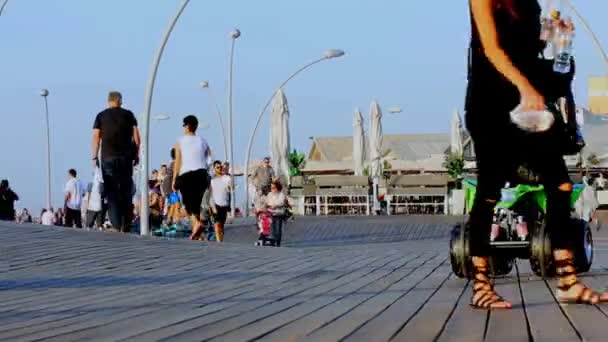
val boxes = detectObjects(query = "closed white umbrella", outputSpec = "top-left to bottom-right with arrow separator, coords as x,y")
369,101 -> 383,213
451,109 -> 463,156
270,89 -> 291,185
353,108 -> 365,176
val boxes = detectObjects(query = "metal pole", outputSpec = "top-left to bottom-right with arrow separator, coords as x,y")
562,0 -> 608,69
243,57 -> 328,216
140,0 -> 191,236
0,0 -> 9,17
204,85 -> 229,159
43,95 -> 51,210
228,30 -> 240,218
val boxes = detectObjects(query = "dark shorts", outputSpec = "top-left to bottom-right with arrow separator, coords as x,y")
175,169 -> 208,216
214,206 -> 229,225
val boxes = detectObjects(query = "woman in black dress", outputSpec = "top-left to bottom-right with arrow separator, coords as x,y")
466,0 -> 608,309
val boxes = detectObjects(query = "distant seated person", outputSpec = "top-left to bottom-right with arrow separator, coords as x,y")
149,190 -> 163,229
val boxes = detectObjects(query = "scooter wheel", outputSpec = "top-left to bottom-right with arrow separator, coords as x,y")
450,223 -> 472,278
489,256 -> 514,277
530,218 -> 555,278
573,219 -> 593,273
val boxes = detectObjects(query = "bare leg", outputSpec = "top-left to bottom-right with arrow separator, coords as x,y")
214,223 -> 224,242
189,215 -> 203,240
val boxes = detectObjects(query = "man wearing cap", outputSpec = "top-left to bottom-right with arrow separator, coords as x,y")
251,157 -> 275,196
91,91 -> 140,233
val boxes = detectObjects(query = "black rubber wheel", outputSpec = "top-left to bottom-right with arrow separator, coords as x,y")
489,256 -> 514,277
450,224 -> 472,278
530,217 -> 555,278
572,219 -> 593,273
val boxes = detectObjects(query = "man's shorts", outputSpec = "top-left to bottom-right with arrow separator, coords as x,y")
168,192 -> 181,205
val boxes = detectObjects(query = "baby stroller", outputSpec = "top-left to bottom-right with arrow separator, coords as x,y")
255,210 -> 274,246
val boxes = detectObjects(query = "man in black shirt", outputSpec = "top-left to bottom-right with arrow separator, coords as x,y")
92,91 -> 140,232
0,180 -> 18,221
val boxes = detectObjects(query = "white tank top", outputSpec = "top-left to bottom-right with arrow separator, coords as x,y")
178,135 -> 210,175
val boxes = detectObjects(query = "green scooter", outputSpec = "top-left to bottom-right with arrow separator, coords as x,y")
450,178 -> 593,278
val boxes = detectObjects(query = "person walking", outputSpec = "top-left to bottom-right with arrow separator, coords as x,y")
0,180 -> 18,221
265,180 -> 290,247
171,115 -> 211,240
210,160 -> 231,242
251,157 -> 275,195
85,167 -> 105,229
91,91 -> 140,233
64,169 -> 85,228
464,0 -> 607,308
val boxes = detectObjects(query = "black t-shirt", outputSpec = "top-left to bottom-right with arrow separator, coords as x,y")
93,107 -> 138,160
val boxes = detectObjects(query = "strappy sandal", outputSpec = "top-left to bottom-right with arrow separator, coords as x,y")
555,258 -> 608,305
470,263 -> 512,310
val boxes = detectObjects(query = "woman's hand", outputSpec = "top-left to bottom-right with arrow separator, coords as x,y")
518,82 -> 545,111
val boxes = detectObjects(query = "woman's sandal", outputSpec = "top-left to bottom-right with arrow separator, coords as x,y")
470,263 -> 512,309
555,258 -> 608,305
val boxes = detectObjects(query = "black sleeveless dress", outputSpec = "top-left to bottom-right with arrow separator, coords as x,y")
465,1 -> 544,130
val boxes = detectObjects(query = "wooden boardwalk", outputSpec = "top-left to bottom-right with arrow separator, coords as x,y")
2,218 -> 608,341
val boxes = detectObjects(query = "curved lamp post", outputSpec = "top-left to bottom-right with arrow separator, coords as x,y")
228,29 -> 240,218
563,0 -> 608,68
243,49 -> 345,216
40,89 -> 51,210
140,0 -> 191,236
200,81 -> 228,159
0,0 -> 9,17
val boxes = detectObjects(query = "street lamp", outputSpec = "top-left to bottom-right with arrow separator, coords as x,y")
200,81 -> 228,160
39,89 -> 51,211
0,0 -> 9,17
227,28 -> 241,218
154,114 -> 171,121
387,107 -> 403,114
140,0 -> 191,236
243,49 -> 346,216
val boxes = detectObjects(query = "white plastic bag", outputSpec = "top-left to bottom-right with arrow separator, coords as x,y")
510,105 -> 555,133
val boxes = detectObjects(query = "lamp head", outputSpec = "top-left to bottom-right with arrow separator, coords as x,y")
324,49 -> 345,59
230,29 -> 241,39
40,89 -> 49,97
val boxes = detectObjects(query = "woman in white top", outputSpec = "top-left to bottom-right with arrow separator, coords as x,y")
172,115 -> 212,240
265,180 -> 290,247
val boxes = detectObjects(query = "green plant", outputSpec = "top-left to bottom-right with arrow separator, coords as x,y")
444,153 -> 465,183
288,149 -> 306,176
587,153 -> 601,166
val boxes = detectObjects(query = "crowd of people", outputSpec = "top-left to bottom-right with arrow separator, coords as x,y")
0,91 -> 292,247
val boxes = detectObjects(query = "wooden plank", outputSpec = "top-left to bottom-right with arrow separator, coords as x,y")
144,251 -> 412,341
517,262 -> 581,341
255,254 -> 437,342
434,283 -> 487,342
123,250 -> 403,342
212,254 -> 442,342
483,262 -> 530,342
391,275 -> 466,342
342,263 -> 451,342
301,256 -> 446,341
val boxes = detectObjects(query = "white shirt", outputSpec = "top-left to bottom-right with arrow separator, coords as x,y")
211,175 -> 231,207
41,211 -> 55,225
64,178 -> 84,210
87,169 -> 103,212
178,135 -> 211,175
266,192 -> 287,215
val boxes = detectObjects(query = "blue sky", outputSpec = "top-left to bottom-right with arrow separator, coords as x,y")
0,0 -> 606,212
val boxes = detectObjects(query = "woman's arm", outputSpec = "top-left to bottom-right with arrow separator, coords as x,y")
470,0 -> 545,110
172,144 -> 182,190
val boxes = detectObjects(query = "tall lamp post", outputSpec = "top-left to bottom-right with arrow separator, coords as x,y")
140,0 -> 191,236
40,89 -> 51,210
200,81 -> 228,160
227,28 -> 241,218
243,49 -> 345,216
0,0 -> 9,17
562,0 -> 608,68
